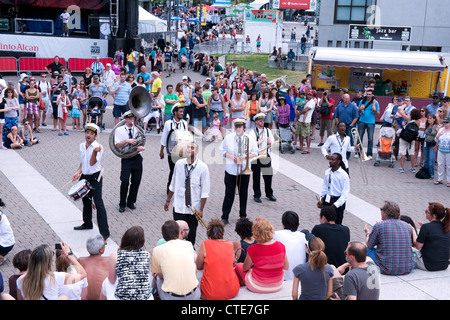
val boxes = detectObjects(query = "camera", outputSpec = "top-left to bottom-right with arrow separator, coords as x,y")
55,243 -> 62,250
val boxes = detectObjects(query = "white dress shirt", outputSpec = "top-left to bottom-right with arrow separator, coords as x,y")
320,167 -> 350,208
101,69 -> 116,88
169,158 -> 210,214
160,119 -> 188,148
321,133 -> 355,168
114,124 -> 142,155
220,132 -> 258,175
248,126 -> 274,155
79,140 -> 103,175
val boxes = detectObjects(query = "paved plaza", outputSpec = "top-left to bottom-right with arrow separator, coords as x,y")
0,68 -> 449,300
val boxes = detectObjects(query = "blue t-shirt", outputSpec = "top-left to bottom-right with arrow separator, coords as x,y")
112,81 -> 132,106
136,72 -> 151,91
358,98 -> 379,124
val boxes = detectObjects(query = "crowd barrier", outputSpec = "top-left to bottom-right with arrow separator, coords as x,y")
0,57 -> 114,75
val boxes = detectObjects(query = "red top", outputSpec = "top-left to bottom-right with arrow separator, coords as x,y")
247,241 -> 286,284
200,240 -> 240,300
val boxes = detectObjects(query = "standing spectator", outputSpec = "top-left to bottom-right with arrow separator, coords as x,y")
45,55 -> 64,76
273,211 -> 307,281
37,73 -> 51,127
256,34 -> 262,53
89,75 -> 108,109
196,219 -> 240,300
427,94 -> 442,116
311,206 -> 350,268
234,217 -> 289,293
297,89 -> 316,154
332,241 -> 380,300
292,237 -> 334,300
191,87 -> 208,134
17,242 -> 87,300
60,9 -> 70,37
91,57 -> 105,77
3,88 -> 19,145
163,84 -> 179,122
24,77 -> 41,133
364,200 -> 415,275
101,63 -> 116,94
83,67 -> 94,88
151,220 -> 200,300
136,65 -> 152,91
398,108 -> 421,174
317,90 -> 335,147
164,46 -> 174,78
411,202 -> 450,271
300,34 -> 307,54
290,27 -> 297,41
423,114 -> 439,180
126,48 -> 137,75
434,117 -> 450,185
334,93 -> 359,158
151,71 -> 162,100
107,226 -> 152,300
78,235 -> 109,300
56,88 -> 71,136
0,198 -> 15,266
17,73 -> 28,123
357,89 -> 380,160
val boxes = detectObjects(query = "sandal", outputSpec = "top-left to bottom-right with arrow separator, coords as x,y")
434,180 -> 443,185
301,150 -> 310,154
296,147 -> 303,151
0,257 -> 5,266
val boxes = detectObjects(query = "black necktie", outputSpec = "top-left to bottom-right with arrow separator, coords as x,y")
185,164 -> 193,207
128,128 -> 132,139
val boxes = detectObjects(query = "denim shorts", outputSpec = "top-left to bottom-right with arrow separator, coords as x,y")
193,116 -> 206,129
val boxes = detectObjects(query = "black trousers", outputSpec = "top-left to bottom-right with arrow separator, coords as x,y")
81,171 -> 110,239
251,156 -> 273,198
120,154 -> 143,207
173,209 -> 198,247
324,196 -> 346,225
221,171 -> 250,221
166,155 -> 176,194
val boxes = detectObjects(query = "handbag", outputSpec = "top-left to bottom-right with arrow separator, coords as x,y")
39,99 -> 45,110
415,166 -> 430,179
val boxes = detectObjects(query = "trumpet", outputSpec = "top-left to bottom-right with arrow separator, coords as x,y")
188,206 -> 207,229
351,127 -> 369,185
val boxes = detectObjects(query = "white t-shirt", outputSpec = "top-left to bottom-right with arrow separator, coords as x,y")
273,229 -> 307,280
17,272 -> 66,300
59,267 -> 88,300
0,211 -> 15,247
301,99 -> 315,123
60,12 -> 70,24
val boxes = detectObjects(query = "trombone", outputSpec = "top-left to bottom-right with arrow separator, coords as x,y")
236,134 -> 252,194
351,127 -> 369,185
188,205 -> 207,229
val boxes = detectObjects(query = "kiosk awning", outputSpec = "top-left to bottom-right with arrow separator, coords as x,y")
311,48 -> 447,72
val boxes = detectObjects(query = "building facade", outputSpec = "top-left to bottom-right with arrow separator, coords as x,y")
318,0 -> 450,52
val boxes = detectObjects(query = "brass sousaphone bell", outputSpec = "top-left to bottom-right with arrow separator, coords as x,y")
109,86 -> 152,159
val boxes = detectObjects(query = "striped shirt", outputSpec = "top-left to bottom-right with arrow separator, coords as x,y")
367,218 -> 414,275
437,129 -> 450,154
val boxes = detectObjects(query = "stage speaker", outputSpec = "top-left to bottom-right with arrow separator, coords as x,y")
88,15 -> 99,39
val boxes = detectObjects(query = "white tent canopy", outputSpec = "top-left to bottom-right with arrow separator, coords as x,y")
138,6 -> 167,34
311,47 -> 446,72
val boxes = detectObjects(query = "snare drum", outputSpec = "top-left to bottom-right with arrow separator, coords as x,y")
68,179 -> 92,201
167,130 -> 195,157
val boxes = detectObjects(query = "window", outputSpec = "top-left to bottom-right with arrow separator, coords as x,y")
336,41 -> 342,47
327,40 -> 333,47
334,0 -> 375,24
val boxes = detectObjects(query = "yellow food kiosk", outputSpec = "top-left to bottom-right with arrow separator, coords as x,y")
308,47 -> 450,99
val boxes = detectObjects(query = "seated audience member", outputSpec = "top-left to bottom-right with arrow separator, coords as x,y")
151,220 -> 200,300
55,250 -> 88,300
107,226 -> 152,300
17,243 -> 86,300
273,211 -> 307,280
78,235 -> 109,300
411,202 -> 450,271
311,206 -> 350,268
364,201 -> 415,275
196,219 -> 240,300
234,217 -> 289,293
292,237 -> 334,300
232,218 -> 256,264
8,249 -> 31,300
331,241 -> 380,300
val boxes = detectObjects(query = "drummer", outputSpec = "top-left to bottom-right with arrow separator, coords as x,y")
160,103 -> 189,194
72,123 -> 110,241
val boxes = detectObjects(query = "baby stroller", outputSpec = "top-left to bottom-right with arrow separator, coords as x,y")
278,125 -> 295,154
87,97 -> 106,131
374,126 -> 396,167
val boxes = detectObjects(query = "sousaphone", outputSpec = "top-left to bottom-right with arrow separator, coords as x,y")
109,86 -> 152,159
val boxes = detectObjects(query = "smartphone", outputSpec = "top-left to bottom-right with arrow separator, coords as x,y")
55,243 -> 62,250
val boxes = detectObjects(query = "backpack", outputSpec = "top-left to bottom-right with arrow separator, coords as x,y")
415,166 -> 430,179
399,121 -> 419,143
318,100 -> 330,116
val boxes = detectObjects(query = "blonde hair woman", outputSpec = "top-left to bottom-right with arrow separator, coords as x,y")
292,237 -> 334,300
17,243 -> 87,300
234,217 -> 288,293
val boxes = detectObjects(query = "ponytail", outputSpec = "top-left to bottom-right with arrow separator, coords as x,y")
307,237 -> 328,286
428,202 -> 450,233
443,208 -> 450,233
